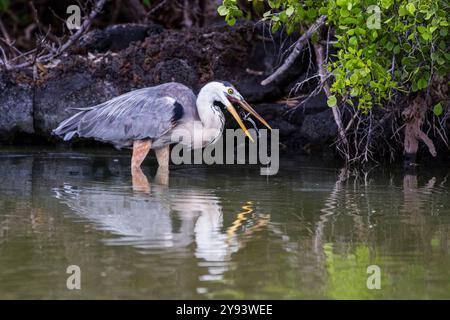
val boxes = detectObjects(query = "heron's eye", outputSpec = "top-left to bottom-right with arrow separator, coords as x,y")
227,88 -> 234,95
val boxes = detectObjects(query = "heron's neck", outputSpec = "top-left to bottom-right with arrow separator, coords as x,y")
196,90 -> 225,134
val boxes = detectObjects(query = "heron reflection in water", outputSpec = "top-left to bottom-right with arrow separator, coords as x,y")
54,178 -> 269,278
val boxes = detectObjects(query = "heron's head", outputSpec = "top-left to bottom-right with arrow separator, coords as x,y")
200,81 -> 272,142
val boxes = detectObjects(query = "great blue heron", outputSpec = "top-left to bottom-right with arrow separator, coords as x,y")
53,81 -> 271,171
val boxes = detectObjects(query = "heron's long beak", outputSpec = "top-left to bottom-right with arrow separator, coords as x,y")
225,102 -> 255,142
235,98 -> 272,131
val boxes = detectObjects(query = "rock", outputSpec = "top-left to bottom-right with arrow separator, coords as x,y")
274,119 -> 298,137
78,23 -> 164,53
34,72 -> 119,135
300,109 -> 337,144
0,74 -> 34,141
253,103 -> 290,122
287,92 -> 329,127
301,92 -> 328,114
237,76 -> 283,103
153,58 -> 198,88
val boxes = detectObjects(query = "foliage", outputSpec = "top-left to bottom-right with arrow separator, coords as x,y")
0,0 -> 10,12
219,0 -> 449,113
218,0 -> 244,26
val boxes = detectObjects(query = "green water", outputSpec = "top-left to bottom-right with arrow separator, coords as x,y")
0,148 -> 449,299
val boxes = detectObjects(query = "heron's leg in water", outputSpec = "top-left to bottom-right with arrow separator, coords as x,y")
132,167 -> 150,193
155,145 -> 170,169
131,140 -> 152,192
131,139 -> 152,170
155,166 -> 169,186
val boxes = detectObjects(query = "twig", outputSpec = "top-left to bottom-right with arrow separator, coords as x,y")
45,0 -> 107,60
345,109 -> 359,132
0,46 -> 9,69
144,0 -> 168,22
261,15 -> 327,86
9,0 -> 107,70
182,0 -> 193,28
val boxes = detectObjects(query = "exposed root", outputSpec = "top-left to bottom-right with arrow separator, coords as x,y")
403,92 -> 437,164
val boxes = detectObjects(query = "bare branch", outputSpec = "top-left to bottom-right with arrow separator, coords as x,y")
145,0 -> 168,22
313,43 -> 349,160
8,0 -> 107,70
45,0 -> 107,60
0,46 -> 9,69
418,131 -> 437,156
261,15 -> 327,86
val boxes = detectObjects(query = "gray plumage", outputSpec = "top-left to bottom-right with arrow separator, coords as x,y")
53,82 -> 199,148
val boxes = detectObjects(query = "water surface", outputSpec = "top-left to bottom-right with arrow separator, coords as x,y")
0,148 -> 449,299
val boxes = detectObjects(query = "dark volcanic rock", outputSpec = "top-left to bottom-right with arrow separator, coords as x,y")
300,109 -> 337,144
0,74 -> 34,140
287,92 -> 329,126
153,58 -> 198,88
298,92 -> 328,114
274,119 -> 298,137
237,76 -> 282,103
78,23 -> 164,53
34,72 -> 119,135
253,103 -> 290,122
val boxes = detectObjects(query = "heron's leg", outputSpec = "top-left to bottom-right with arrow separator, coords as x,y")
132,167 -> 150,193
131,140 -> 152,192
131,139 -> 152,170
155,145 -> 170,169
155,166 -> 169,186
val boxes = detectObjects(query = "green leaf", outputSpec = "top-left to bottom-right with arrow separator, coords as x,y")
406,3 -> 416,15
336,0 -> 347,8
327,95 -> 337,107
420,32 -> 431,41
217,5 -> 229,16
340,8 -> 350,17
399,5 -> 408,16
306,8 -> 317,19
350,87 -> 360,97
417,26 -> 427,34
433,103 -> 443,116
263,11 -> 272,18
226,16 -> 236,26
268,0 -> 280,8
286,6 -> 294,17
381,0 -> 393,9
418,78 -> 428,90
386,41 -> 394,51
349,36 -> 358,47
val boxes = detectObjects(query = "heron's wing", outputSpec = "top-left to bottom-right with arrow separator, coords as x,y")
77,88 -> 184,144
